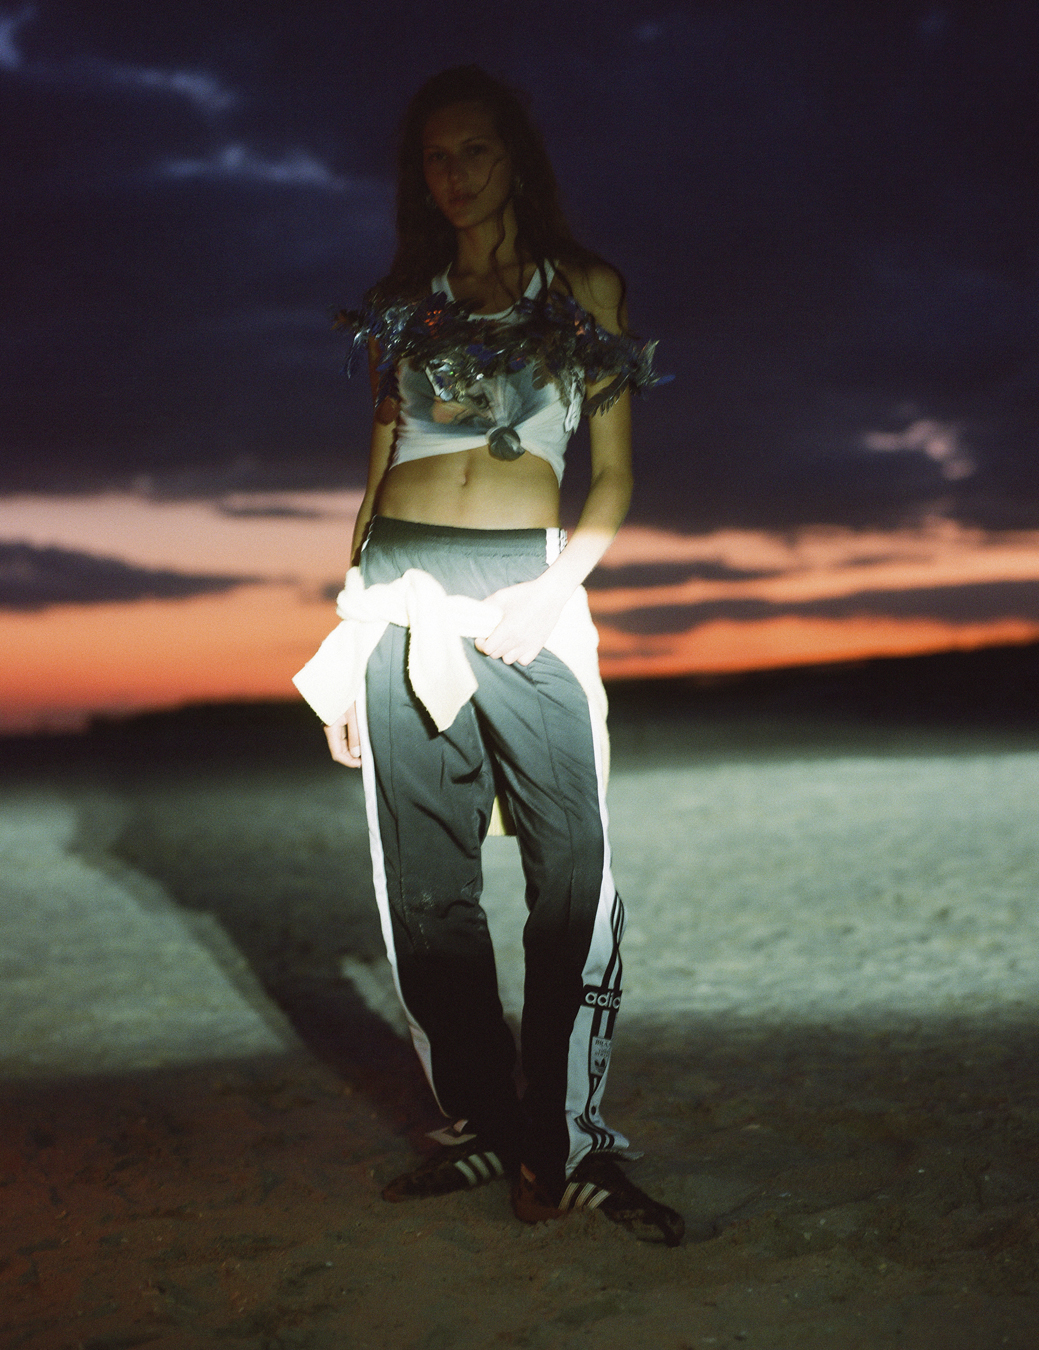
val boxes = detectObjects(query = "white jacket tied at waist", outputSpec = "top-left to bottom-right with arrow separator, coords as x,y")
292,565 -> 610,778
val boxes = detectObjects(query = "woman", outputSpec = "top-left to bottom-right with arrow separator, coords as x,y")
294,66 -> 684,1246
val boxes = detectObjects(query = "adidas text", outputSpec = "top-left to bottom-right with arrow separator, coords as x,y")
582,986 -> 622,1010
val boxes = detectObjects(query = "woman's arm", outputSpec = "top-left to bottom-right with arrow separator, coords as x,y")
326,345 -> 398,766
349,341 -> 398,564
475,265 -> 633,666
349,416 -> 396,564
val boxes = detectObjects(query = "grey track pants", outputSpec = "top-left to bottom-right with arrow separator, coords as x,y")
357,515 -> 628,1187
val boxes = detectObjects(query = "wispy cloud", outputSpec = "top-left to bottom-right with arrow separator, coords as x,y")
585,559 -> 779,590
161,144 -> 348,190
0,4 -> 32,70
98,59 -> 236,114
606,579 -> 1039,635
0,6 -> 236,113
591,520 -> 1039,619
579,518 -> 1039,677
216,502 -> 324,521
863,417 -> 976,481
0,541 -> 260,611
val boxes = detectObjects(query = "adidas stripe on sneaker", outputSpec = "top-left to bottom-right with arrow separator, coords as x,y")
511,1155 -> 688,1246
381,1140 -> 509,1202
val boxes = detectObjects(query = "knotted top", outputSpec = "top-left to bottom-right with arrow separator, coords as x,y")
334,265 -> 666,485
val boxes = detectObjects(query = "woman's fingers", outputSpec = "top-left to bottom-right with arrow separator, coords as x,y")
474,581 -> 559,665
475,625 -> 539,666
324,705 -> 362,767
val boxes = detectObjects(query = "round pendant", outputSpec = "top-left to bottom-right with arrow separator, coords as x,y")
488,426 -> 524,461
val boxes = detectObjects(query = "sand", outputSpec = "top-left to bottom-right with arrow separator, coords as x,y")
2,694 -> 1039,1347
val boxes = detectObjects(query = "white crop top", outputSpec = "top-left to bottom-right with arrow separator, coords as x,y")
336,266 -> 662,479
391,263 -> 575,484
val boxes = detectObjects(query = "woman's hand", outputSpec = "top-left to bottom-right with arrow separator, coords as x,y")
475,575 -> 569,666
325,704 -> 362,768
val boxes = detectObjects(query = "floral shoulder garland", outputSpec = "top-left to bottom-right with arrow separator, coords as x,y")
333,288 -> 666,416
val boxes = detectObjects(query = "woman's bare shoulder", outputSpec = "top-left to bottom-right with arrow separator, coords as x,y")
554,261 -> 625,333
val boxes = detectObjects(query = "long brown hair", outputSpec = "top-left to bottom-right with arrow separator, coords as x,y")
371,66 -> 622,309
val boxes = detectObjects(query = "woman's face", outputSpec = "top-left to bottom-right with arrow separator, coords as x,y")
421,101 -> 514,230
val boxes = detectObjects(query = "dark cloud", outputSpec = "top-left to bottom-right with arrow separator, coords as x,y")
0,540 -> 260,610
586,560 -> 778,590
0,1 -> 1037,530
215,501 -> 324,519
607,580 -> 1039,635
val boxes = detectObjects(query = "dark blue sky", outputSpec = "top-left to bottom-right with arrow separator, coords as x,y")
2,0 -> 1037,531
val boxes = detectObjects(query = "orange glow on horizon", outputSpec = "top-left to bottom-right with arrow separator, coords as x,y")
0,584 -> 337,732
2,491 -> 1039,732
595,615 -> 1039,680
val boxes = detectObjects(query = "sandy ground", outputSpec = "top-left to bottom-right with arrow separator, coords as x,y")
3,687 -> 1039,1348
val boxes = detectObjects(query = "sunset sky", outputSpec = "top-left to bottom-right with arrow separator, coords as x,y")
2,2 -> 1038,730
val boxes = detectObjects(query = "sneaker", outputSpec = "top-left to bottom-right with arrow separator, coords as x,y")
381,1139 -> 512,1202
511,1154 -> 687,1247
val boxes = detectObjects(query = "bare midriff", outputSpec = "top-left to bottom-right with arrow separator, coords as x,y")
375,443 -> 561,530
